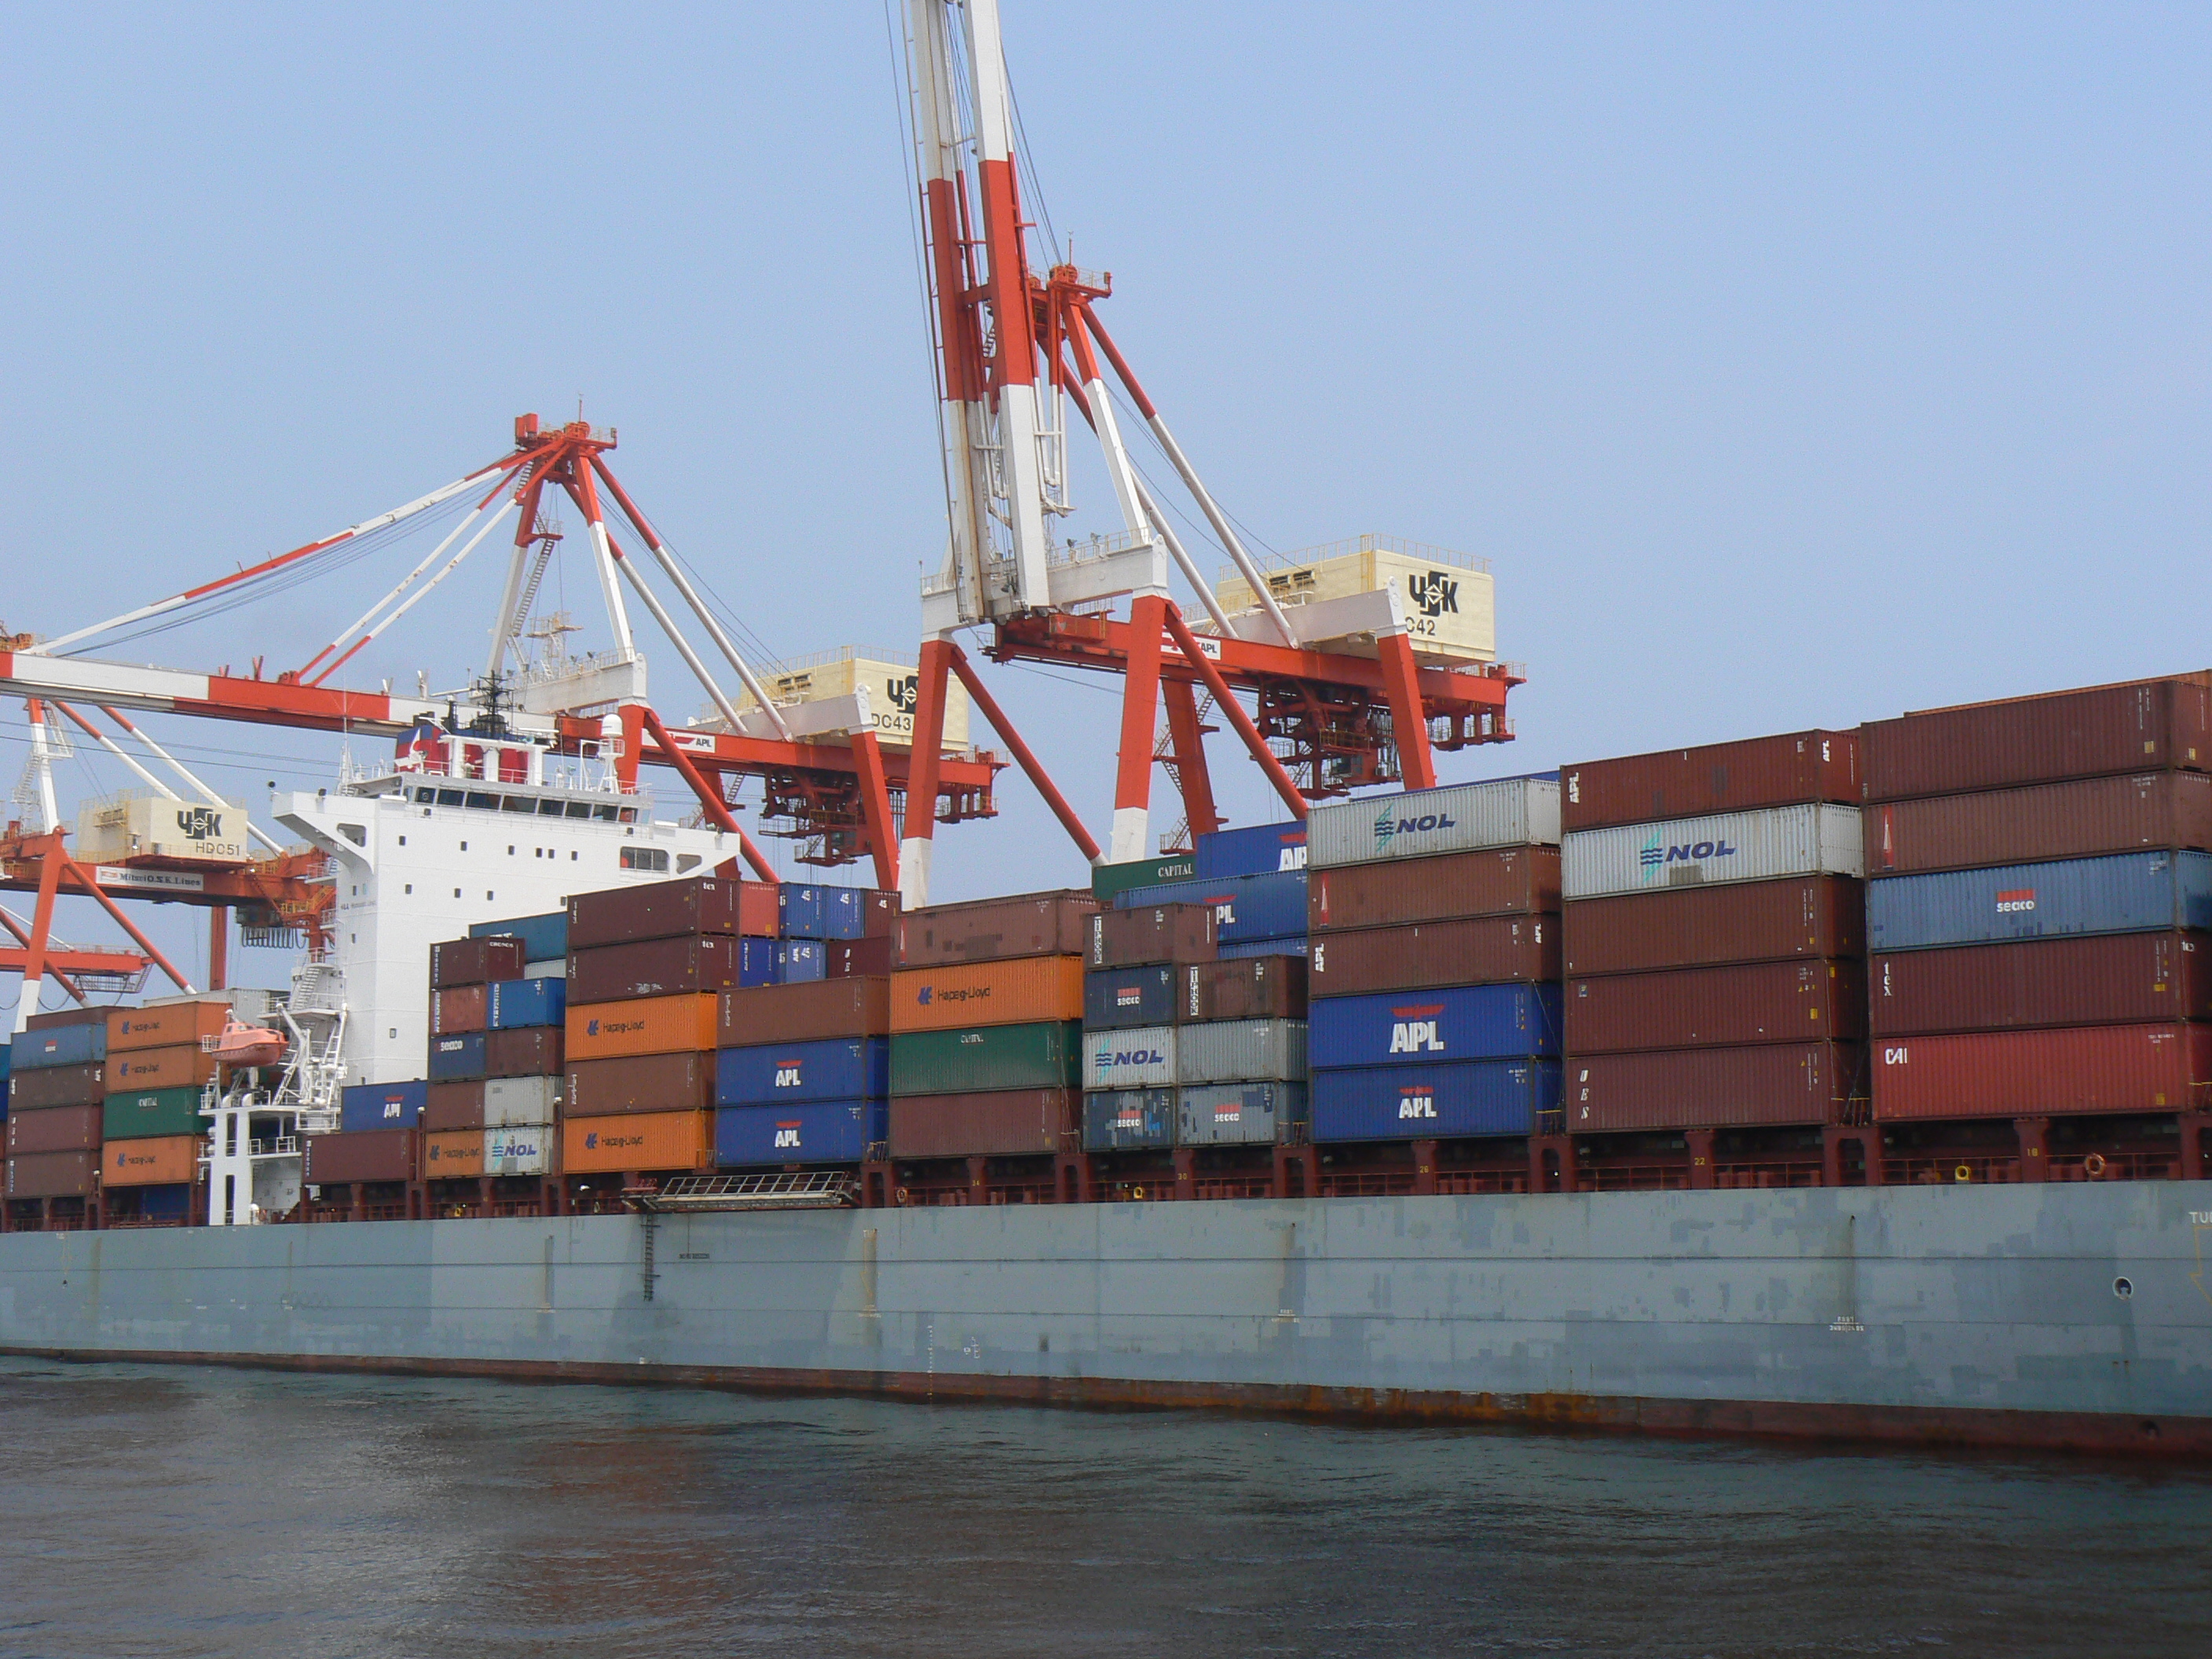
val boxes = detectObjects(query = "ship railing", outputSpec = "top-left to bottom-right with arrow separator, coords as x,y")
627,1172 -> 859,1212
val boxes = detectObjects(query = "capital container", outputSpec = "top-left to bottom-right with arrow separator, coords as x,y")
1177,1019 -> 1307,1086
566,1052 -> 716,1115
104,1133 -> 200,1187
10,1063 -> 104,1111
890,957 -> 1084,1031
569,936 -> 753,1003
1308,777 -> 1561,868
1177,1081 -> 1307,1147
1180,956 -> 1309,1022
887,1089 -> 1076,1159
102,1085 -> 205,1141
488,976 -> 566,1031
1093,853 -> 1196,904
720,978 -> 889,1046
567,876 -> 752,948
1310,1058 -> 1558,1141
1870,932 -> 2212,1037
430,936 -> 524,989
1086,965 -> 1178,1030
1873,1023 -> 2212,1119
1562,877 -> 1865,976
1862,674 -> 2212,803
7,1103 -> 101,1155
1219,938 -> 1309,960
340,1079 -> 427,1131
471,909 -> 569,963
431,983 -> 487,1035
423,1080 -> 485,1133
427,1031 -> 488,1082
108,1043 -> 218,1090
1086,904 -> 1218,968
889,1020 -> 1082,1094
564,993 -> 720,1060
777,940 -> 827,983
1866,850 -> 2212,952
1566,1042 -> 1865,1132
1566,960 -> 1867,1053
1865,771 -> 2212,874
826,938 -> 895,978
5,1148 -> 99,1198
485,1027 -> 562,1077
1309,914 -> 1557,996
895,890 -> 1098,967
778,883 -> 898,941
1082,1024 -> 1177,1091
715,1099 -> 884,1166
421,1130 -> 485,1179
1115,871 -> 1307,945
13,1022 -> 104,1070
484,1075 -> 561,1127
716,1036 -> 888,1108
1082,1088 -> 1176,1152
107,1000 -> 229,1053
1564,804 -> 1863,899
1562,731 -> 1862,832
486,1124 -> 556,1176
562,1109 -> 713,1174
1311,984 -> 1562,1068
1309,845 -> 1560,932
302,1128 -> 418,1185
1196,820 -> 1309,878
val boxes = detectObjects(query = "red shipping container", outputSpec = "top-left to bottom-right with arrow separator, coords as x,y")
896,891 -> 1098,967
1309,914 -> 1557,996
720,978 -> 890,1046
1562,877 -> 1865,977
1567,1042 -> 1865,1132
567,877 -> 753,950
431,983 -> 487,1035
738,882 -> 781,938
24,1005 -> 108,1031
1864,771 -> 2212,873
826,937 -> 895,977
568,936 -> 753,1002
1180,956 -> 1309,1022
1309,847 -> 1561,932
566,1052 -> 717,1115
1862,674 -> 2212,804
6,1149 -> 99,1198
485,1027 -> 563,1077
423,1080 -> 488,1133
1870,932 -> 2212,1037
302,1128 -> 418,1185
1086,905 -> 1218,968
1562,731 -> 1862,832
6,1102 -> 103,1155
1566,960 -> 1866,1053
430,936 -> 525,989
1871,1023 -> 2212,1119
9,1063 -> 105,1111
886,1090 -> 1076,1159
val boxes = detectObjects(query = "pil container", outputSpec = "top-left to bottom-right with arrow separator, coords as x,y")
826,938 -> 895,978
9,1064 -> 104,1111
776,940 -> 827,984
1870,932 -> 2212,1038
885,1089 -> 1076,1159
13,1023 -> 105,1070
1083,1024 -> 1177,1091
1082,1088 -> 1177,1152
105,1134 -> 200,1187
1309,983 -> 1562,1068
1865,771 -> 2212,874
421,1130 -> 485,1179
7,1103 -> 101,1155
895,890 -> 1099,967
108,1044 -> 218,1090
1308,914 -> 1557,996
1563,804 -> 1864,899
427,1032 -> 488,1082
568,936 -> 752,1003
1177,1019 -> 1308,1086
341,1079 -> 427,1131
1872,1023 -> 2212,1119
778,884 -> 899,941
1561,877 -> 1866,977
1866,851 -> 2212,953
423,1080 -> 485,1133
1115,871 -> 1308,946
484,1075 -> 561,1127
485,1027 -> 563,1077
564,993 -> 720,1060
5,1148 -> 100,1198
431,983 -> 487,1035
1862,675 -> 2212,803
1180,957 -> 1309,1022
720,978 -> 890,1047
1309,1059 -> 1558,1142
890,957 -> 1085,1031
1561,731 -> 1862,832
1086,904 -> 1219,968
1307,777 -> 1562,868
302,1128 -> 418,1185
1309,846 -> 1561,932
1092,853 -> 1196,904
890,1020 -> 1082,1095
430,936 -> 525,989
486,1124 -> 556,1176
102,1086 -> 206,1141
1177,1081 -> 1307,1148
107,1000 -> 229,1054
1565,961 -> 1867,1053
470,909 -> 569,963
716,1037 -> 889,1108
488,976 -> 566,1031
715,1099 -> 884,1166
562,1109 -> 714,1174
1084,965 -> 1178,1031
1196,820 -> 1309,878
1566,1042 -> 1865,1132
566,1052 -> 716,1115
567,877 -> 753,949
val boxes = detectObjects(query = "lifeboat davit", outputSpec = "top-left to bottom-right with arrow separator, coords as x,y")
212,1015 -> 287,1068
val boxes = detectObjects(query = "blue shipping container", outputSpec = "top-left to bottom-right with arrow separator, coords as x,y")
0,1043 -> 9,1119
715,1098 -> 884,1166
1309,1059 -> 1560,1142
716,1037 -> 888,1108
134,1183 -> 192,1220
1117,870 -> 1308,944
1309,983 -> 1564,1069
738,936 -> 782,987
488,977 -> 567,1030
1866,851 -> 2212,953
1083,965 -> 1178,1030
469,910 -> 569,963
1196,820 -> 1309,880
778,885 -> 875,942
341,1079 -> 428,1131
1219,937 -> 1309,959
427,1033 -> 487,1082
1082,1088 -> 1177,1152
12,1023 -> 105,1070
777,939 -> 827,983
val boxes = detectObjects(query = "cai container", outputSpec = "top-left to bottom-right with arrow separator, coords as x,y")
1179,956 -> 1309,1022
421,1129 -> 485,1180
302,1128 -> 418,1185
561,1109 -> 714,1174
427,1032 -> 488,1082
486,1124 -> 555,1177
1309,1059 -> 1558,1142
1870,932 -> 2212,1038
488,976 -> 566,1031
5,1149 -> 99,1199
895,890 -> 1099,967
484,1075 -> 561,1128
1082,1024 -> 1177,1091
1086,905 -> 1219,969
341,1079 -> 428,1131
566,1052 -> 716,1115
563,993 -> 720,1060
1562,804 -> 1864,900
884,1089 -> 1076,1159
1865,771 -> 2212,874
1308,914 -> 1557,996
102,1085 -> 206,1141
429,936 -> 525,989
1115,871 -> 1307,946
1176,1020 -> 1307,1086
1565,1042 -> 1865,1132
1082,1088 -> 1177,1152
422,1080 -> 486,1133
891,957 -> 1085,1032
1871,1023 -> 2212,1119
430,983 -> 488,1035
1308,846 -> 1561,932
1195,819 -> 1309,879
715,1036 -> 889,1108
1084,965 -> 1178,1031
12,1023 -> 106,1070
567,936 -> 753,1002
107,1043 -> 218,1090
1862,675 -> 2212,803
485,1027 -> 563,1077
7,1103 -> 102,1155
1866,851 -> 2212,952
1561,731 -> 1862,832
1561,877 -> 1866,977
714,1099 -> 885,1166
1565,960 -> 1867,1053
1093,852 -> 1197,904
1176,1082 -> 1307,1148
566,876 -> 753,949
1309,984 -> 1562,1068
888,1021 -> 1082,1095
106,1000 -> 229,1054
9,1064 -> 105,1111
720,978 -> 890,1046
105,1134 -> 200,1187
470,909 -> 569,963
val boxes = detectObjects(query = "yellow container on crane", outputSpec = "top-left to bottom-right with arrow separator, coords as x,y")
73,792 -> 252,866
738,647 -> 972,752
1214,534 -> 1497,663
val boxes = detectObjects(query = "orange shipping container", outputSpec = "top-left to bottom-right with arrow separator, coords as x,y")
421,1130 -> 486,1179
107,1042 -> 219,1090
105,1134 -> 201,1187
564,993 -> 720,1060
890,957 -> 1086,1032
107,1000 -> 230,1053
562,1110 -> 713,1174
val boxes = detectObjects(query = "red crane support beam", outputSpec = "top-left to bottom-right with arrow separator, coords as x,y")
1158,606 -> 1309,822
635,707 -> 780,884
944,644 -> 1102,864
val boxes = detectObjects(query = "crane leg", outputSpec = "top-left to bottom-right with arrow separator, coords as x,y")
1111,595 -> 1169,862
1162,679 -> 1220,840
897,640 -> 954,911
1377,631 -> 1437,792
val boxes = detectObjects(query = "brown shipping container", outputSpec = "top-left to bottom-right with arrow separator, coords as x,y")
485,1027 -> 564,1077
423,1080 -> 488,1133
1561,877 -> 1866,977
1309,914 -> 1557,997
105,1134 -> 200,1187
562,1110 -> 713,1174
719,978 -> 888,1047
1086,905 -> 1218,969
1566,960 -> 1867,1053
567,877 -> 755,950
1309,846 -> 1560,933
24,1005 -> 109,1031
564,993 -> 719,1060
826,937 -> 895,978
1870,932 -> 2212,1037
566,1052 -> 717,1115
569,935 -> 753,1002
1567,1042 -> 1866,1132
1865,771 -> 2212,874
430,935 -> 526,989
9,1064 -> 105,1111
431,983 -> 488,1035
1562,731 -> 1862,832
895,890 -> 1099,967
6,1150 -> 99,1199
887,1090 -> 1077,1159
302,1128 -> 418,1185
107,1043 -> 218,1091
422,1130 -> 485,1179
1862,674 -> 2212,804
890,958 -> 1086,1032
1181,957 -> 1309,1022
6,1103 -> 103,1155
1872,1023 -> 2212,1120
108,999 -> 229,1053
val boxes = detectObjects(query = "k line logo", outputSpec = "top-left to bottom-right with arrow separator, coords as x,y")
1390,1005 -> 1447,1053
1995,888 -> 2036,914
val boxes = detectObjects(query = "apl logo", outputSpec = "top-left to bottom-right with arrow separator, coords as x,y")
1397,1089 -> 1437,1120
1375,809 -> 1459,848
382,1101 -> 403,1119
175,805 -> 223,840
774,1122 -> 803,1148
1996,888 -> 2036,914
1406,570 -> 1459,618
774,1063 -> 804,1089
1390,1005 -> 1447,1053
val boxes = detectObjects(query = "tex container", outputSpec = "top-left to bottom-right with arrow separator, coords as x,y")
1177,1019 -> 1308,1086
421,1130 -> 485,1180
566,1052 -> 716,1115
568,936 -> 753,1003
1862,675 -> 2212,803
108,1043 -> 218,1090
720,978 -> 889,1047
1115,871 -> 1308,946
716,1037 -> 888,1108
1083,1024 -> 1177,1092
107,1000 -> 229,1054
1566,960 -> 1867,1053
1561,877 -> 1866,977
1872,1023 -> 2212,1119
488,976 -> 566,1031
7,1104 -> 101,1155
1196,820 -> 1309,879
1309,983 -> 1562,1069
895,890 -> 1098,968
10,1064 -> 105,1111
471,909 -> 569,963
486,1124 -> 555,1177
1093,853 -> 1196,904
1563,804 -> 1863,900
777,884 -> 897,942
105,1135 -> 199,1187
886,1089 -> 1076,1159
564,993 -> 720,1060
1309,846 -> 1561,933
1086,905 -> 1219,969
102,1086 -> 204,1141
1308,914 -> 1557,997
1085,965 -> 1178,1031
1562,731 -> 1862,833
1870,932 -> 2212,1038
567,877 -> 753,949
1181,956 -> 1309,1022
1865,771 -> 2212,875
1177,1082 -> 1307,1148
1309,1059 -> 1559,1142
890,958 -> 1085,1032
6,1149 -> 99,1199
1866,851 -> 2212,953
484,1075 -> 561,1127
889,1020 -> 1082,1095
12,1023 -> 105,1070
302,1128 -> 417,1185
485,1027 -> 562,1077
1082,1088 -> 1177,1152
715,1100 -> 884,1166
423,1080 -> 485,1133
427,1032 -> 487,1082
562,1109 -> 714,1174
341,1079 -> 427,1131
430,936 -> 524,989
1308,777 -> 1562,869
1566,1042 -> 1865,1132
430,983 -> 487,1035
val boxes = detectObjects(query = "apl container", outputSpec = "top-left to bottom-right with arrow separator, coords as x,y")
1866,851 -> 2212,952
302,1128 -> 418,1185
484,1075 -> 561,1127
1177,1082 -> 1307,1147
1307,777 -> 1562,869
1562,877 -> 1866,977
1309,846 -> 1561,932
1562,731 -> 1862,832
489,976 -> 566,1031
1862,675 -> 2212,803
1870,932 -> 2212,1037
568,936 -> 753,1002
715,1037 -> 889,1107
885,1089 -> 1076,1159
1865,771 -> 2212,874
562,1109 -> 713,1174
1082,1089 -> 1177,1152
566,1052 -> 716,1115
1196,820 -> 1309,878
485,1123 -> 555,1176
108,1044 -> 218,1090
1309,984 -> 1562,1068
564,994 -> 720,1060
423,1080 -> 485,1133
12,1023 -> 105,1071
340,1079 -> 428,1131
1085,965 -> 1178,1031
1563,804 -> 1864,899
720,978 -> 890,1046
1082,1024 -> 1177,1091
7,1104 -> 101,1155
1115,871 -> 1307,946
1308,914 -> 1556,995
1566,961 -> 1867,1053
1086,905 -> 1219,968
1180,956 -> 1309,1022
895,890 -> 1099,967
102,1086 -> 205,1141
1177,1020 -> 1308,1086
888,1020 -> 1082,1094
1566,1042 -> 1865,1131
471,909 -> 569,963
890,957 -> 1085,1031
1309,1059 -> 1558,1141
427,1032 -> 488,1082
715,1099 -> 885,1166
1872,1023 -> 2212,1119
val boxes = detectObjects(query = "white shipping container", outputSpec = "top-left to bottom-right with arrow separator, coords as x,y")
1176,1019 -> 1309,1086
1562,803 -> 1865,900
1308,778 -> 1560,869
1083,1024 -> 1177,1091
484,1075 -> 561,1127
486,1124 -> 555,1176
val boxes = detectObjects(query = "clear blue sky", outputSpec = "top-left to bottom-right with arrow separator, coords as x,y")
2,3 -> 2207,989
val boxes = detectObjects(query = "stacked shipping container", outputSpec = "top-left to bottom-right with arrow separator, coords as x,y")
5,1007 -> 111,1212
100,997 -> 228,1221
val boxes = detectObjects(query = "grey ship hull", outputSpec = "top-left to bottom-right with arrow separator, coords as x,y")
5,1184 -> 2210,1456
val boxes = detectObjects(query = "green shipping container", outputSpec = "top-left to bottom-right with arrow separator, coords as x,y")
891,1020 -> 1082,1095
1092,854 -> 1196,904
102,1085 -> 207,1141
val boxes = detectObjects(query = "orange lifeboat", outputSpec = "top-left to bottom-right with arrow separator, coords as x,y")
212,1014 -> 287,1068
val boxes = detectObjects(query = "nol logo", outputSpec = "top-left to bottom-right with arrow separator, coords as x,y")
1375,810 -> 1459,848
774,1064 -> 803,1088
1389,1005 -> 1447,1053
1639,832 -> 1738,884
1099,1048 -> 1165,1070
1397,1090 -> 1437,1120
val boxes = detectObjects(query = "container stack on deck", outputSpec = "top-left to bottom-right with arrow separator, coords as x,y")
5,1009 -> 111,1227
100,998 -> 228,1225
1862,676 -> 2212,1183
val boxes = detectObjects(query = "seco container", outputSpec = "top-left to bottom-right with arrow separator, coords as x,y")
1307,777 -> 1561,869
104,1134 -> 200,1187
1309,845 -> 1560,932
565,1053 -> 716,1115
1177,1082 -> 1307,1148
889,958 -> 1086,1032
1177,1020 -> 1308,1086
1864,771 -> 2212,875
1082,1089 -> 1177,1153
1309,914 -> 1557,996
564,993 -> 720,1060
1086,905 -> 1219,969
884,1089 -> 1077,1159
1180,957 -> 1309,1023
715,1037 -> 888,1108
1866,851 -> 2212,953
1871,1023 -> 2212,1119
714,1100 -> 884,1166
1309,983 -> 1563,1068
562,1110 -> 714,1174
1565,961 -> 1868,1053
1563,804 -> 1864,899
1562,877 -> 1866,977
888,1021 -> 1082,1095
1869,932 -> 2212,1037
1561,731 -> 1862,833
1309,1059 -> 1558,1142
1084,965 -> 1179,1031
427,1032 -> 488,1082
102,1086 -> 206,1141
1082,1025 -> 1177,1092
1196,820 -> 1309,879
895,891 -> 1098,967
1861,675 -> 2212,803
1566,1042 -> 1865,1132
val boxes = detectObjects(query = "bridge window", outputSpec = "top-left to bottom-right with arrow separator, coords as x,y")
621,847 -> 671,873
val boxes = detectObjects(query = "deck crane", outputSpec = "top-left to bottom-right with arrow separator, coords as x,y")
892,0 -> 1521,908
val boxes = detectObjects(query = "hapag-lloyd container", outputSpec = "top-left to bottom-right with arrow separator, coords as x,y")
422,1130 -> 485,1179
564,993 -> 720,1060
1307,778 -> 1561,868
889,958 -> 1085,1031
566,877 -> 753,949
715,1099 -> 884,1166
484,1075 -> 561,1127
423,1080 -> 485,1132
1115,872 -> 1309,945
5,1149 -> 99,1198
340,1079 -> 427,1132
1562,731 -> 1862,833
1566,1042 -> 1865,1131
7,1104 -> 101,1155
1309,983 -> 1563,1068
1309,846 -> 1561,932
1872,1023 -> 2212,1119
1563,804 -> 1863,900
720,978 -> 890,1046
107,999 -> 229,1053
888,1020 -> 1082,1095
1870,933 -> 2212,1037
1566,961 -> 1867,1053
1082,1088 -> 1176,1152
1866,851 -> 2212,952
486,1123 -> 555,1176
886,1089 -> 1076,1159
302,1128 -> 418,1185
1308,914 -> 1557,996
1177,1020 -> 1307,1086
1865,771 -> 2212,874
715,1037 -> 888,1107
1086,905 -> 1219,969
1176,1082 -> 1308,1147
566,1052 -> 716,1114
895,890 -> 1098,967
9,1064 -> 104,1111
1561,877 -> 1865,976
1083,1024 -> 1177,1091
562,1109 -> 714,1174
1309,1059 -> 1558,1141
1180,957 -> 1309,1022
1085,965 -> 1178,1030
1195,820 -> 1309,879
108,1043 -> 218,1090
101,1086 -> 204,1141
104,1133 -> 200,1186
